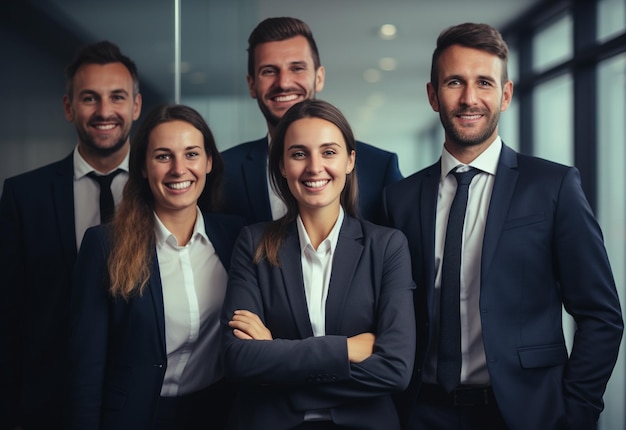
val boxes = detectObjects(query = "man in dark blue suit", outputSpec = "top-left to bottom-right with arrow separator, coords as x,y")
220,17 -> 403,225
384,23 -> 623,430
0,41 -> 142,430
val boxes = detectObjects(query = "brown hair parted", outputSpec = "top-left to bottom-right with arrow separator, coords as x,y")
430,22 -> 509,89
247,17 -> 321,77
108,104 -> 223,299
255,99 -> 359,266
65,40 -> 140,99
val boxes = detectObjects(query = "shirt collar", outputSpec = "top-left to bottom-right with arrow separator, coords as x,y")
296,206 -> 345,254
154,207 -> 208,249
73,145 -> 130,180
440,136 -> 502,180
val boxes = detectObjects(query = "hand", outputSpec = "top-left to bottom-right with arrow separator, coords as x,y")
229,310 -> 273,340
347,332 -> 375,363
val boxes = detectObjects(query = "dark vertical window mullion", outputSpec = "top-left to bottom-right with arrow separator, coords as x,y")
573,0 -> 598,210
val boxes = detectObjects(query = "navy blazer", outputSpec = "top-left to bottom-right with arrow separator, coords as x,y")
220,216 -> 416,430
67,213 -> 244,430
383,144 -> 623,430
0,153 -> 77,429
221,137 -> 403,225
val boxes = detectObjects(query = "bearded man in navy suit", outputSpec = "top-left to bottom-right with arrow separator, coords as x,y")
219,17 -> 403,225
0,41 -> 142,429
384,23 -> 622,430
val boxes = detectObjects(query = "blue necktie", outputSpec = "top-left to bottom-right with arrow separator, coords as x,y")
437,166 -> 480,393
87,169 -> 122,223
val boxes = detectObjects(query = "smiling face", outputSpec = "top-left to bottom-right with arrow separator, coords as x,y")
64,62 -> 141,160
247,36 -> 325,135
143,120 -> 212,221
427,44 -> 513,160
280,117 -> 355,219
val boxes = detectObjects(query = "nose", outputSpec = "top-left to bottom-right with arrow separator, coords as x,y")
276,70 -> 293,89
170,157 -> 185,176
460,84 -> 477,106
306,154 -> 323,174
96,98 -> 114,118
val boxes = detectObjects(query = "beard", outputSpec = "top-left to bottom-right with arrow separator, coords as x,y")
439,108 -> 500,148
75,116 -> 130,156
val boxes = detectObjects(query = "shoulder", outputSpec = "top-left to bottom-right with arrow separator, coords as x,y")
355,140 -> 397,159
385,163 -> 436,193
3,154 -> 72,188
344,216 -> 408,247
221,138 -> 266,159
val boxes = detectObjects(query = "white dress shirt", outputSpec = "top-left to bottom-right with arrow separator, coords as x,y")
155,208 -> 228,397
425,137 -> 502,386
297,207 -> 344,421
73,147 -> 128,248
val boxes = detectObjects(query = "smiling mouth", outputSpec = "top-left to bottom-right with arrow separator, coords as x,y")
303,179 -> 330,188
166,180 -> 192,190
272,94 -> 300,103
92,123 -> 118,130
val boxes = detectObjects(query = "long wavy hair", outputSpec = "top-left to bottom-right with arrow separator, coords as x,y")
254,99 -> 359,266
108,104 -> 223,299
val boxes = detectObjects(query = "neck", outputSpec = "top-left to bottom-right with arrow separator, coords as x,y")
156,206 -> 198,246
299,205 -> 340,250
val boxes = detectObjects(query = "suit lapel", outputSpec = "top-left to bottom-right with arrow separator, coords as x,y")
53,154 -> 78,265
421,163 -> 440,314
482,144 -> 519,276
147,253 -> 167,355
243,138 -> 272,222
278,224 -> 314,338
325,217 -> 364,335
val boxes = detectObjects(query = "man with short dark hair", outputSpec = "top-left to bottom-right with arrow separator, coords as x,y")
385,22 -> 623,430
221,17 -> 402,225
0,40 -> 142,429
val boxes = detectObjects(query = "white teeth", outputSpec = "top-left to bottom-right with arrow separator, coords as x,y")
304,180 -> 329,188
460,115 -> 481,120
274,94 -> 298,102
95,124 -> 116,130
167,181 -> 191,190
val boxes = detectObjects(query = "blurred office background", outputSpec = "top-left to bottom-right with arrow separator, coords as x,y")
1,0 -> 625,427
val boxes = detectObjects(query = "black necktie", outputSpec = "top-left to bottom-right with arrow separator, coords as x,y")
87,169 -> 122,224
437,166 -> 480,393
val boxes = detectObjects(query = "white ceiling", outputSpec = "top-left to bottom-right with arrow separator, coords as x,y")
37,0 -> 543,173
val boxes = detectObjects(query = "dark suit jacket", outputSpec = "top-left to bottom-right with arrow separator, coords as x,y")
220,215 -> 416,430
383,144 -> 623,430
66,213 -> 244,430
221,137 -> 403,225
0,153 -> 77,429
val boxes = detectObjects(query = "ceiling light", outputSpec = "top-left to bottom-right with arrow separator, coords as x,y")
379,24 -> 397,40
379,57 -> 397,71
363,68 -> 382,83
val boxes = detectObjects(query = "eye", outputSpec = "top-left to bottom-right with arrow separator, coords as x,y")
260,68 -> 277,76
82,95 -> 97,103
322,149 -> 337,157
186,151 -> 200,158
112,94 -> 126,102
290,150 -> 306,159
155,153 -> 171,161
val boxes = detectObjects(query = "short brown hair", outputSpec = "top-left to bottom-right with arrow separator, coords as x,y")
430,23 -> 509,89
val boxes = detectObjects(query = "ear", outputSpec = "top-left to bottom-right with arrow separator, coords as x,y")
205,154 -> 213,174
426,82 -> 439,112
314,66 -> 325,93
63,95 -> 73,121
347,149 -> 355,174
132,93 -> 142,121
500,80 -> 514,112
246,74 -> 257,99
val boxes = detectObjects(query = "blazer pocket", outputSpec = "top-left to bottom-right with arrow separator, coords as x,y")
503,213 -> 545,231
102,385 -> 127,410
518,343 -> 568,368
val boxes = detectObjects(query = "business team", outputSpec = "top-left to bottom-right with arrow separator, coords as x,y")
0,15 -> 622,430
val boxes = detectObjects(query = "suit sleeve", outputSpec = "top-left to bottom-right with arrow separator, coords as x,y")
555,168 -> 623,428
66,227 -> 111,429
0,180 -> 25,428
